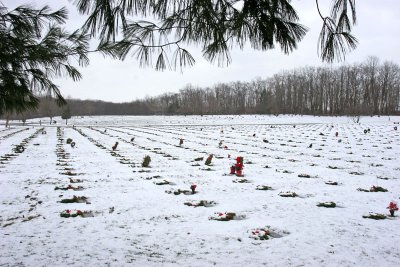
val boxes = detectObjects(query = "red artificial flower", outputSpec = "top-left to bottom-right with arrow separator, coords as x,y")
387,202 -> 399,210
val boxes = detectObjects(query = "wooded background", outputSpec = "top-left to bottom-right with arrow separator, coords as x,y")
5,57 -> 400,120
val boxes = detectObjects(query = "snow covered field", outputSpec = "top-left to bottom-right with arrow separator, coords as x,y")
1,115 -> 399,266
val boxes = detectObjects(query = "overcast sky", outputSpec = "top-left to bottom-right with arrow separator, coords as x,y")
3,0 -> 400,102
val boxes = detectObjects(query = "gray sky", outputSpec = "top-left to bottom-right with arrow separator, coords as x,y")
3,0 -> 400,102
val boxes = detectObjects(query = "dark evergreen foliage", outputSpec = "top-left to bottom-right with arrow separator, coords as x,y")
74,0 -> 357,69
0,4 -> 91,115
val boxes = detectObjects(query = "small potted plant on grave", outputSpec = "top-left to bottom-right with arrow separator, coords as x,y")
190,184 -> 197,194
387,201 -> 399,217
112,142 -> 119,151
142,155 -> 151,167
205,154 -> 213,166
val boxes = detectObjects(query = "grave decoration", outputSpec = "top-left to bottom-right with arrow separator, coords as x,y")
357,188 -> 370,192
362,213 -> 386,220
325,181 -> 338,185
358,186 -> 388,192
370,186 -> 388,192
190,184 -> 197,194
249,228 -> 271,240
298,173 -> 311,178
66,138 -> 73,144
249,227 -> 289,240
209,212 -> 245,221
179,138 -> 184,146
205,154 -> 213,166
54,185 -> 84,191
154,180 -> 172,185
387,201 -> 398,217
278,191 -> 298,197
112,142 -> 119,151
166,186 -> 196,195
15,145 -> 25,153
230,165 -> 236,175
232,156 -> 244,177
142,155 -> 151,167
184,200 -> 216,207
317,201 -> 336,208
69,178 -> 83,183
60,209 -> 94,218
256,185 -> 272,190
233,178 -> 251,183
59,195 -> 90,204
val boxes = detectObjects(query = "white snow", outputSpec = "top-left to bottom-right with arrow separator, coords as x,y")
1,115 -> 399,266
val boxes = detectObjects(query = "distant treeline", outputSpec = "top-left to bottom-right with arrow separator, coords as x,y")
5,57 -> 400,120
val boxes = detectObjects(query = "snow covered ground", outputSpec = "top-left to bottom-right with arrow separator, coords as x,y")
1,115 -> 399,266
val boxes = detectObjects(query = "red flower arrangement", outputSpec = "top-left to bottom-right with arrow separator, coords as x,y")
235,156 -> 244,176
190,184 -> 197,193
250,228 -> 271,240
60,209 -> 83,218
387,201 -> 399,217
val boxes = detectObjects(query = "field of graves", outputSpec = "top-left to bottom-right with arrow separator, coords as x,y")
1,115 -> 399,266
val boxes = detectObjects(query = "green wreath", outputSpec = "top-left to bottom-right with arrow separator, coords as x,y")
15,145 -> 25,153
